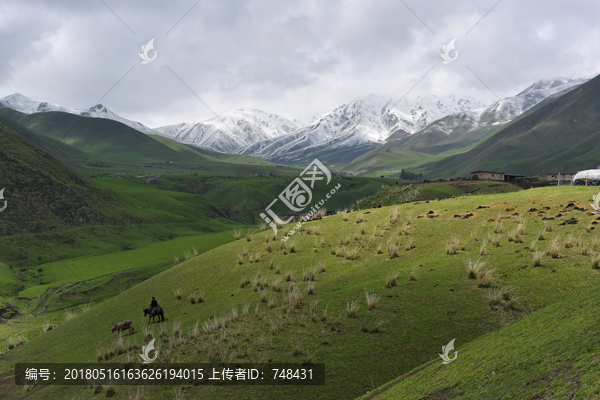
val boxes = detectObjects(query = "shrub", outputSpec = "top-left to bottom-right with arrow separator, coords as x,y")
464,258 -> 485,279
365,291 -> 380,310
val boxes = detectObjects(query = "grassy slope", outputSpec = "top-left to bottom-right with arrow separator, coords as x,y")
3,186 -> 600,399
364,284 -> 600,399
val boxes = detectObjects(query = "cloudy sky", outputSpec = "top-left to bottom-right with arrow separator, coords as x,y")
1,0 -> 598,128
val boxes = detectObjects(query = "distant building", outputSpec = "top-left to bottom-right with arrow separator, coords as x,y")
470,170 -> 524,183
546,172 -> 576,181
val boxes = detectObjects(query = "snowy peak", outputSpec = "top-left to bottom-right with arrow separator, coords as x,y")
516,77 -> 589,97
0,93 -> 157,135
154,108 -> 300,154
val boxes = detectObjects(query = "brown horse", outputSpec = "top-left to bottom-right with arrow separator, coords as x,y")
111,320 -> 134,337
143,307 -> 164,324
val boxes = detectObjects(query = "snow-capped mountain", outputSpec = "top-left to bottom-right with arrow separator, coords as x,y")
154,109 -> 300,154
407,76 -> 593,142
0,93 -> 157,135
239,93 -> 486,163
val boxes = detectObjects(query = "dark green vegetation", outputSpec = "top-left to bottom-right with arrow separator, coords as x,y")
357,181 -> 522,209
343,77 -> 595,179
3,185 -> 600,399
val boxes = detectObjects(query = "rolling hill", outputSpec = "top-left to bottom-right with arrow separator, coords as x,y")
3,185 -> 600,399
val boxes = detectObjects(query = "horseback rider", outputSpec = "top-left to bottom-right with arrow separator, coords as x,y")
149,297 -> 158,313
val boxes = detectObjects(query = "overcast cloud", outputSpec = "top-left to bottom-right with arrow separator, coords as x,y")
0,0 -> 598,127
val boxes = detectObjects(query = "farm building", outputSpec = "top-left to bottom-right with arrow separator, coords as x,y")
546,172 -> 576,182
470,171 -> 525,183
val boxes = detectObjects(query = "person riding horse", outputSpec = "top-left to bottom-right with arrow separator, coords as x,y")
149,297 -> 158,312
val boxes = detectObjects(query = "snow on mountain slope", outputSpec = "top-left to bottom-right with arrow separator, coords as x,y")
0,93 -> 157,135
413,76 -> 593,140
154,109 -> 300,154
240,93 -> 486,162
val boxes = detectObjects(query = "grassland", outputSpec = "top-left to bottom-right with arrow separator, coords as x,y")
3,186 -> 600,399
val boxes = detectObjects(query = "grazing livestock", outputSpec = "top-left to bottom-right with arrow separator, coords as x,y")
111,320 -> 134,337
143,307 -> 165,324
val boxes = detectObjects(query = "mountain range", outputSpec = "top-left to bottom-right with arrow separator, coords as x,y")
0,74 -> 594,172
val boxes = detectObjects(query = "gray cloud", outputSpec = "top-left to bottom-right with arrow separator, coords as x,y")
1,0 -> 598,127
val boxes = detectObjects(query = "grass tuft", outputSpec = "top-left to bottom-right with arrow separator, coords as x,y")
365,291 -> 380,310
464,258 -> 485,279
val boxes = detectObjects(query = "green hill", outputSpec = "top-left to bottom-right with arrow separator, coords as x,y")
364,284 -> 600,399
3,185 -> 600,399
427,74 -> 600,177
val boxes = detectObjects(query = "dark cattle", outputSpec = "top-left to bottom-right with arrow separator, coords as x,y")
143,307 -> 165,324
111,320 -> 134,337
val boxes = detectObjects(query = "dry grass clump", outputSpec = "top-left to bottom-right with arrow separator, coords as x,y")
173,288 -> 182,300
233,228 -> 241,240
346,299 -> 360,318
285,271 -> 295,282
494,222 -> 503,234
173,256 -> 180,265
385,272 -> 399,288
259,222 -> 267,232
376,242 -> 383,254
591,237 -> 600,251
365,291 -> 380,310
242,303 -> 250,319
537,230 -> 545,241
446,236 -> 460,255
237,254 -> 244,265
289,241 -> 297,253
42,319 -> 53,333
272,277 -> 282,292
486,286 -> 521,311
266,242 -> 272,253
64,309 -> 77,322
142,325 -> 152,341
79,303 -> 91,313
246,230 -> 255,242
356,213 -> 364,223
516,222 -> 526,236
344,248 -> 358,260
464,258 -> 485,279
479,239 -> 488,256
544,221 -> 553,232
240,277 -> 251,288
189,292 -> 197,304
488,233 -> 500,247
564,233 -> 576,249
342,212 -> 349,221
275,265 -> 281,274
172,319 -> 182,338
388,241 -> 399,258
318,261 -> 326,274
547,236 -> 561,259
591,253 -> 600,269
287,287 -> 303,309
529,239 -> 537,252
307,281 -> 316,295
103,384 -> 116,397
409,267 -> 417,281
476,268 -> 495,288
404,238 -> 416,251
184,250 -> 193,260
389,208 -> 399,224
532,250 -> 544,267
